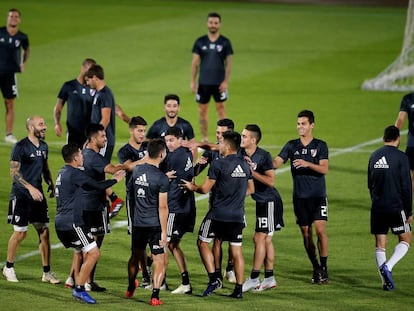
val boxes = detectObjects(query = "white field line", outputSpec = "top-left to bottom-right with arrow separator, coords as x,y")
1,132 -> 403,266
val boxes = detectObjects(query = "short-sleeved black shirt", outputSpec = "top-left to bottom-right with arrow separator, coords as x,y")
0,27 -> 29,73
399,92 -> 414,147
192,34 -> 233,85
146,117 -> 195,140
278,138 -> 328,198
91,85 -> 116,145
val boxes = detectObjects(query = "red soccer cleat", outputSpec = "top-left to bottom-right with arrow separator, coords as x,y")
125,279 -> 139,298
150,298 -> 163,306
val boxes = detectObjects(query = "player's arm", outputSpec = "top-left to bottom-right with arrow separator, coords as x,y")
20,47 -> 30,73
53,99 -> 64,137
43,160 -> 55,198
115,104 -> 130,124
273,156 -> 285,169
246,179 -> 255,196
100,107 -> 111,129
158,191 -> 169,247
395,111 -> 407,130
10,160 -> 43,201
190,53 -> 200,93
181,177 -> 215,194
220,54 -> 232,93
104,163 -> 127,174
293,158 -> 329,175
252,168 -> 274,187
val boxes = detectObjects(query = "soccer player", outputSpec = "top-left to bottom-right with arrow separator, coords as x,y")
368,125 -> 412,291
395,92 -> 414,192
240,124 -> 284,292
117,116 -> 152,287
126,139 -> 169,306
191,12 -> 233,142
85,64 -> 124,218
54,58 -> 96,148
3,116 -> 59,284
194,118 -> 236,284
55,143 -> 125,304
80,123 -> 127,291
181,131 -> 254,299
162,126 -> 196,294
0,8 -> 30,144
273,110 -> 329,284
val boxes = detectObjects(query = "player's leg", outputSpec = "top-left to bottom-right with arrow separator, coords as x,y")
212,237 -> 223,280
198,103 -> 209,142
169,238 -> 192,294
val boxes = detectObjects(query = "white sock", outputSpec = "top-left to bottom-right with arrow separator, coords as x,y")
375,248 -> 386,284
386,242 -> 410,271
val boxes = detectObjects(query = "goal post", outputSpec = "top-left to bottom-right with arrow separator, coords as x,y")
362,0 -> 414,91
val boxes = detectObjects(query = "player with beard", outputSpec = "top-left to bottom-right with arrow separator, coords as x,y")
3,116 -> 60,284
191,12 -> 234,142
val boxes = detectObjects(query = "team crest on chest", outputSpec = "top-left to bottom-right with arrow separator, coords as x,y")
311,149 -> 317,157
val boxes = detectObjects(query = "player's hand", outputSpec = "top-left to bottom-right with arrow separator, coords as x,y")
29,186 -> 44,201
407,215 -> 413,224
113,170 -> 126,182
54,124 -> 62,137
47,184 -> 55,198
166,170 -> 176,180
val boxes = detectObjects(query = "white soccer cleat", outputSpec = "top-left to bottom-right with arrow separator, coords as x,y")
42,272 -> 61,284
255,276 -> 277,291
4,134 -> 17,144
3,266 -> 19,282
65,276 -> 74,288
225,270 -> 237,283
242,277 -> 260,292
171,283 -> 192,294
145,283 -> 167,291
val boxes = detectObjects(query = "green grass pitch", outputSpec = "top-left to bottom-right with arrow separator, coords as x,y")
0,1 -> 412,310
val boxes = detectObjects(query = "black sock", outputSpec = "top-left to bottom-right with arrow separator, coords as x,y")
320,256 -> 328,270
151,288 -> 160,299
215,269 -> 222,280
6,262 -> 14,268
208,272 -> 216,283
181,271 -> 190,285
43,265 -> 50,273
226,260 -> 234,272
109,192 -> 118,202
250,270 -> 260,279
75,285 -> 85,292
264,269 -> 274,278
234,283 -> 242,294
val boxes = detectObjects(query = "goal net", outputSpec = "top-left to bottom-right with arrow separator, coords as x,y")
362,0 -> 414,91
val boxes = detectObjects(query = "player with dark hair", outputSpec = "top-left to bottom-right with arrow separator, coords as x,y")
54,58 -> 96,148
368,125 -> 412,291
240,124 -> 284,292
55,143 -> 125,303
181,131 -> 254,299
191,12 -> 234,142
0,8 -> 30,144
162,126 -> 196,294
126,138 -> 169,306
3,116 -> 59,284
273,110 -> 329,284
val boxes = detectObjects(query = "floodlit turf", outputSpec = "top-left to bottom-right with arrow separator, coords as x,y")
0,1 -> 412,310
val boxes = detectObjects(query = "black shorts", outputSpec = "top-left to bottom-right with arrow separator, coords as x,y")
56,225 -> 97,253
167,212 -> 194,241
0,72 -> 17,99
255,199 -> 284,234
83,208 -> 110,236
67,129 -> 87,149
405,146 -> 414,170
371,209 -> 412,235
196,85 -> 228,104
198,212 -> 215,242
293,197 -> 328,226
212,220 -> 244,245
8,194 -> 49,230
131,226 -> 165,256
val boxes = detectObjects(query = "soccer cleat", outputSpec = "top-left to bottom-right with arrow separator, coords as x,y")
255,276 -> 277,291
125,279 -> 139,298
65,276 -> 74,288
109,197 -> 124,218
171,283 -> 192,294
42,271 -> 61,284
150,298 -> 163,306
72,289 -> 97,304
242,277 -> 260,292
85,281 -> 106,292
311,269 -> 322,284
5,134 -> 17,144
141,277 -> 151,287
380,264 -> 395,290
319,267 -> 329,284
3,266 -> 18,282
202,279 -> 222,297
225,270 -> 237,283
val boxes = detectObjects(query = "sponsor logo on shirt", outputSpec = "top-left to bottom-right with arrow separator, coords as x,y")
135,173 -> 149,186
231,165 -> 246,178
374,156 -> 389,169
